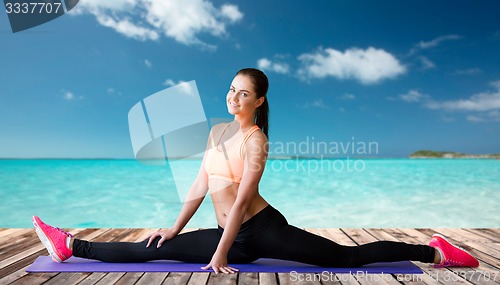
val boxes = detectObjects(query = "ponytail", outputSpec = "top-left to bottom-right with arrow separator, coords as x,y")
255,97 -> 269,138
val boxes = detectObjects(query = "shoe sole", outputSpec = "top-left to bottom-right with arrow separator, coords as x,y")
431,234 -> 477,267
33,217 -> 63,263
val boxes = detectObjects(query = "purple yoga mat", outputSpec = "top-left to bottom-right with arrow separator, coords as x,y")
26,256 -> 423,274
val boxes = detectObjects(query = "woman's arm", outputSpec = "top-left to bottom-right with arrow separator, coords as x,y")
146,128 -> 214,247
202,130 -> 268,273
170,163 -> 209,233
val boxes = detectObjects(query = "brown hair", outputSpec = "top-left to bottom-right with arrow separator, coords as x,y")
236,68 -> 269,138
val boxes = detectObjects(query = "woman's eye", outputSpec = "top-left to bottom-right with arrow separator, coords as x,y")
241,93 -> 248,97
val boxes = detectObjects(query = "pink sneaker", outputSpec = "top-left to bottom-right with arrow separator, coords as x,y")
32,216 -> 73,263
429,234 -> 479,268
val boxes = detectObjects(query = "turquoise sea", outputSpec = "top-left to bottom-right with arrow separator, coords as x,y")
1,158 -> 499,228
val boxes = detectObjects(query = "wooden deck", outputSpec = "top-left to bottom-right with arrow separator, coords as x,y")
0,228 -> 498,285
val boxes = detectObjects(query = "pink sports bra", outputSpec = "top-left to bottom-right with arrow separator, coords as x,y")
204,124 -> 261,183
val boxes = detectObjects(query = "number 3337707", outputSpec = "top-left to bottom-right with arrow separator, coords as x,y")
5,2 -> 62,14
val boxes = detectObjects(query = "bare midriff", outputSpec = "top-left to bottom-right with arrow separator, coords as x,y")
208,178 -> 268,229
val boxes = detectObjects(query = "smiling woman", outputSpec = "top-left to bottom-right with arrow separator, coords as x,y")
32,68 -> 479,274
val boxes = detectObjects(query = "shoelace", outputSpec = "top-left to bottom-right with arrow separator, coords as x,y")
53,226 -> 73,237
442,260 -> 465,267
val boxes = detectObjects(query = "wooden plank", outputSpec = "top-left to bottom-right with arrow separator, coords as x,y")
258,273 -> 277,285
364,228 -> 400,242
462,228 -> 500,243
91,273 -> 126,285
0,229 -> 31,240
186,272 -> 209,285
114,272 -> 145,285
135,273 -> 169,285
7,272 -> 58,285
0,229 -> 32,243
162,272 -> 191,285
207,272 -> 237,285
0,230 -> 41,259
326,228 -> 357,246
42,272 -> 92,285
76,272 -> 107,285
237,272 -> 257,285
0,265 -> 31,285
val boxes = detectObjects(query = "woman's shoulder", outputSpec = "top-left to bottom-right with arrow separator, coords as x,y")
210,122 -> 230,134
244,126 -> 268,147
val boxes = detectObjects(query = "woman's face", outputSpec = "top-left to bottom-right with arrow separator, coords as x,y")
227,74 -> 263,116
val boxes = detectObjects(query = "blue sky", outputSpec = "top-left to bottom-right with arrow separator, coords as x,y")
1,0 -> 499,158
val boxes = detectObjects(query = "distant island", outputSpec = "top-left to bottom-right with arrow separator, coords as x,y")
410,150 -> 500,159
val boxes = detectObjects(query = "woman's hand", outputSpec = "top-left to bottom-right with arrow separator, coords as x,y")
201,251 -> 239,274
145,228 -> 178,248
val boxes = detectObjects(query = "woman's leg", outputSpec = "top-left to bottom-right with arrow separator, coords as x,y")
73,229 -> 256,263
241,206 -> 435,267
255,224 -> 435,267
34,215 -> 255,264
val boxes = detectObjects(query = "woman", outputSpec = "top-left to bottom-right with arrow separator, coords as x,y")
33,68 -> 479,274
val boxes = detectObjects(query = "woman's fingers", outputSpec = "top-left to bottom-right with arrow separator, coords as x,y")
201,263 -> 213,272
222,266 -> 238,274
156,235 -> 167,248
201,264 -> 238,274
146,232 -> 159,248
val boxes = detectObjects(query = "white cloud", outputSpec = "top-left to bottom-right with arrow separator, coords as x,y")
72,0 -> 137,14
492,81 -> 500,89
466,111 -> 500,122
71,0 -> 243,49
398,81 -> 500,122
145,0 -> 242,50
163,79 -> 194,96
303,98 -> 328,109
220,4 -> 243,23
164,79 -> 177,86
399,90 -> 430,103
107,87 -> 122,96
339,93 -> 356,100
144,59 -> 152,68
297,47 -> 406,84
418,35 -> 462,49
455,68 -> 482,75
426,81 -> 500,111
409,34 -> 462,55
96,14 -> 159,41
419,56 -> 435,69
257,58 -> 290,74
63,91 -> 82,101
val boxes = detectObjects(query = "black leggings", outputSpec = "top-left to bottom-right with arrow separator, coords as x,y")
73,205 -> 435,267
